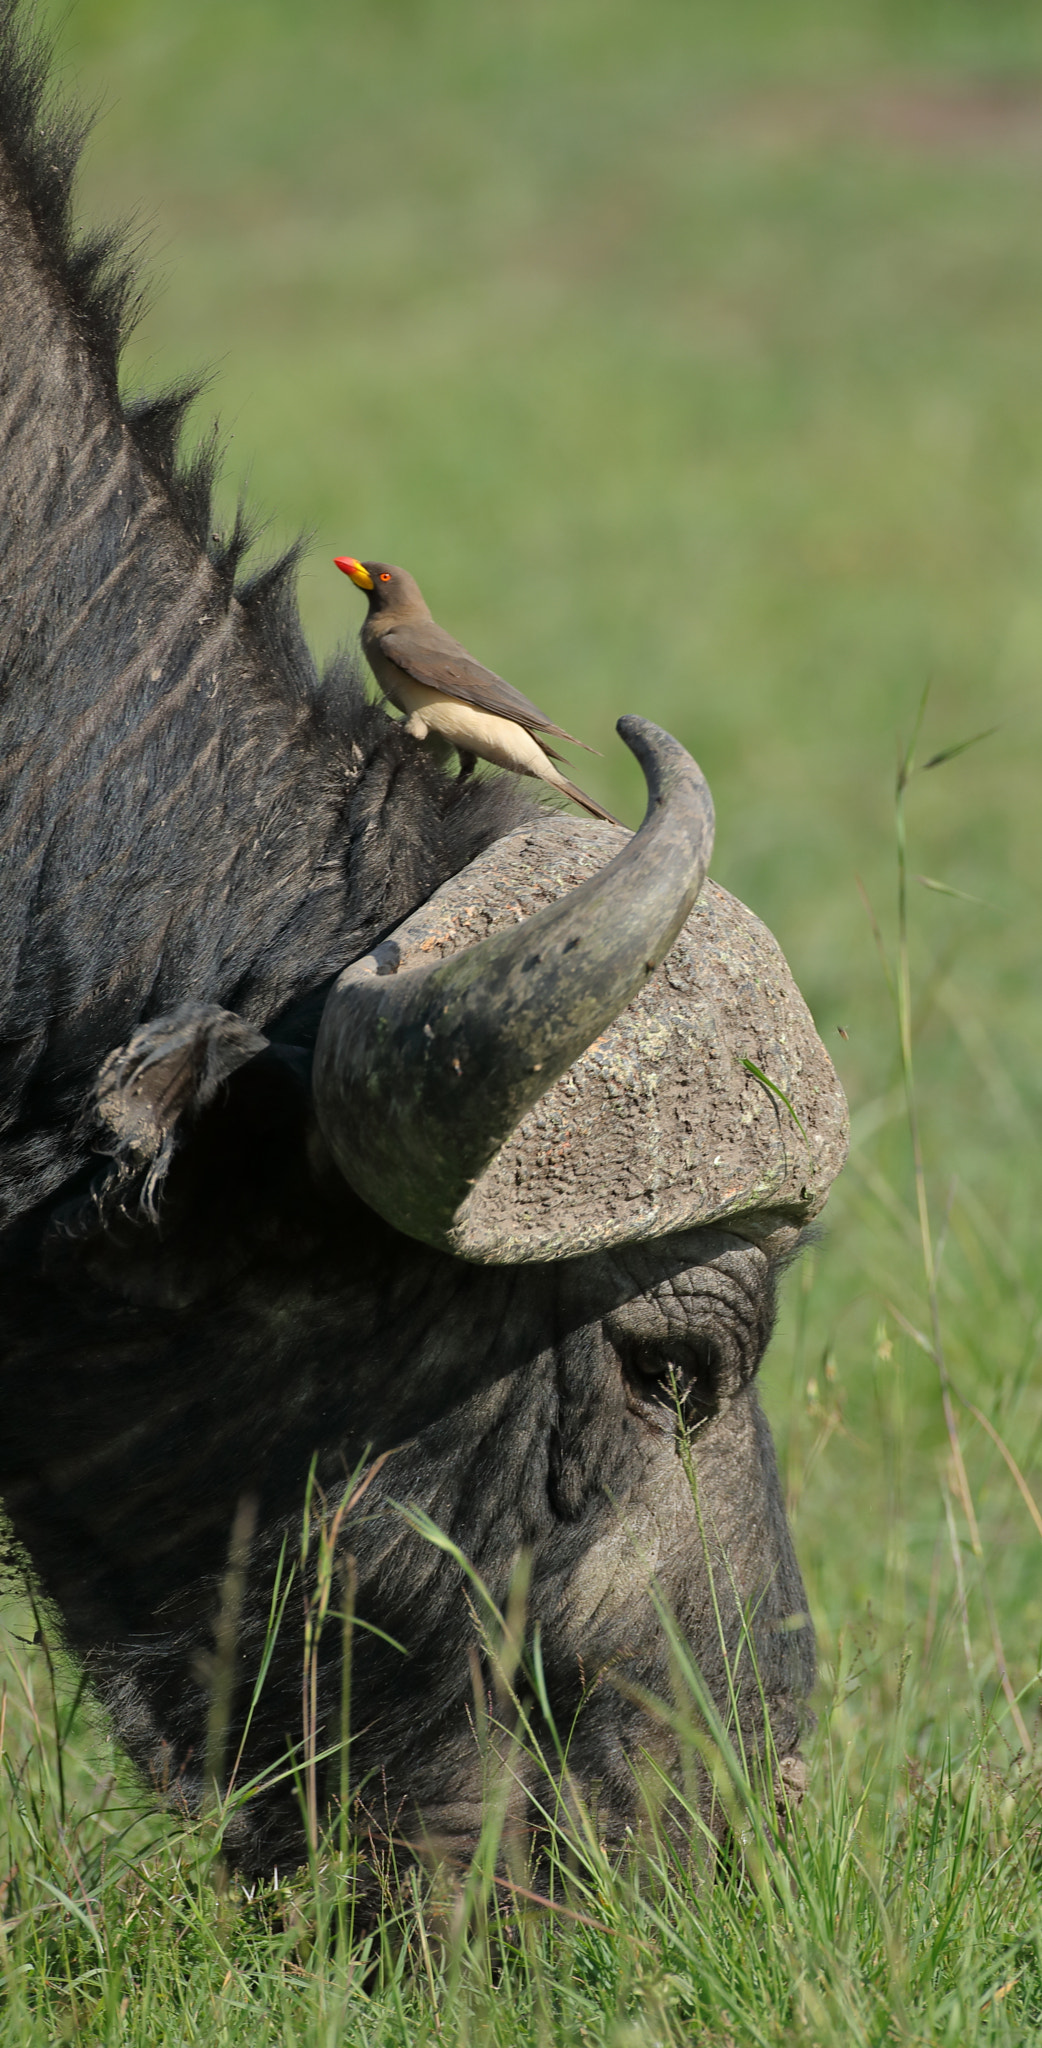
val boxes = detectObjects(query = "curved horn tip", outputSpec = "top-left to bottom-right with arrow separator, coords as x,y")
616,713 -> 670,750
614,715 -> 692,780
614,715 -> 714,829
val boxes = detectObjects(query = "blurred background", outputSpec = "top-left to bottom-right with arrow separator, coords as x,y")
28,0 -> 1042,1749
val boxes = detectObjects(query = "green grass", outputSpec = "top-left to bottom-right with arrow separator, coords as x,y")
4,0 -> 1042,2035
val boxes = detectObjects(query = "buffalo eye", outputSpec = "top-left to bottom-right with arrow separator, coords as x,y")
617,1338 -> 720,1432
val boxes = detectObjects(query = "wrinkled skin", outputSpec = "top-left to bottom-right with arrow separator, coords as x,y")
1,1028 -> 812,1875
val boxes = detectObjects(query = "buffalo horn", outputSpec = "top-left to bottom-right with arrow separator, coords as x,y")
312,717 -> 715,1249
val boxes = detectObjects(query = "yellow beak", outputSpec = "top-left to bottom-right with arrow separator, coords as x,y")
334,557 -> 374,592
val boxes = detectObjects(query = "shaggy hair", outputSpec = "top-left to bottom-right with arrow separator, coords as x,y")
0,0 -> 531,1228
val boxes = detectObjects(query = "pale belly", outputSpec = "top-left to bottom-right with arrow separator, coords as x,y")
383,672 -> 559,780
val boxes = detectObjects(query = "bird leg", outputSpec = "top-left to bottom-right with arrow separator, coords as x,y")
402,709 -> 455,770
456,750 -> 477,781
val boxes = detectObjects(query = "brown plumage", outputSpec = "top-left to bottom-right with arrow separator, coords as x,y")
335,558 -> 621,825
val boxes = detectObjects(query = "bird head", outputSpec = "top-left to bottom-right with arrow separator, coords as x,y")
334,558 -> 428,617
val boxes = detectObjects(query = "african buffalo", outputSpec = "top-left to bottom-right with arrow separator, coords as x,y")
0,5 -> 847,1879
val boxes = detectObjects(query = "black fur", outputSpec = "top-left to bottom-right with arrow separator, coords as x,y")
0,1 -> 530,1224
0,4 -> 815,1884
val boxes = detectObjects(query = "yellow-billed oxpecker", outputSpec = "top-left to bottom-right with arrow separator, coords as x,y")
335,557 -> 621,824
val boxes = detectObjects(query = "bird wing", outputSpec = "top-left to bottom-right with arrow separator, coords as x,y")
376,620 -> 598,753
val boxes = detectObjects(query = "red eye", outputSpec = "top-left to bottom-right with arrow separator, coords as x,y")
379,572 -> 392,582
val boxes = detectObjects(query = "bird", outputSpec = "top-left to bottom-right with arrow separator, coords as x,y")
334,557 -> 621,825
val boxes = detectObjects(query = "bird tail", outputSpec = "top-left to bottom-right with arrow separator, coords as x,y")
551,776 -> 624,828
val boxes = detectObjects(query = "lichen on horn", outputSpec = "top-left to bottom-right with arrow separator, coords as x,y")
312,719 -> 715,1251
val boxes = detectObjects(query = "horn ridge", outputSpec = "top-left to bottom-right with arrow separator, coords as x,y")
313,718 -> 714,1250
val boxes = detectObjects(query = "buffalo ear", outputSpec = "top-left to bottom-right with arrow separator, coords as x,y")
92,1003 -> 269,1216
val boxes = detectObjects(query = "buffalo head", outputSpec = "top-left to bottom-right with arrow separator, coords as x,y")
0,6 -> 847,1887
